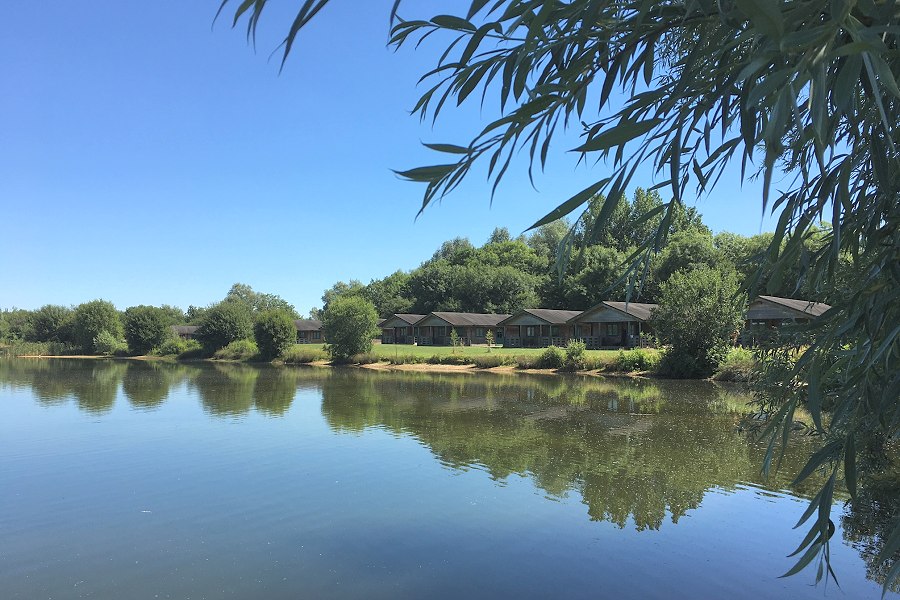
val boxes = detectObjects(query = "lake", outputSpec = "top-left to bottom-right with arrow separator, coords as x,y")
0,359 -> 892,599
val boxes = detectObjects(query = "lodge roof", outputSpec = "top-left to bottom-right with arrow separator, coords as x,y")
294,319 -> 323,331
171,325 -> 199,335
570,301 -> 658,322
383,314 -> 427,326
755,295 -> 831,318
498,309 -> 583,326
424,312 -> 512,327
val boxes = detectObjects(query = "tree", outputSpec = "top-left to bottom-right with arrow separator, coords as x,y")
225,283 -> 299,317
253,310 -> 297,361
224,0 -> 900,587
28,305 -> 74,343
123,306 -> 172,355
321,296 -> 379,362
196,301 -> 253,354
652,267 -> 745,379
72,300 -> 123,353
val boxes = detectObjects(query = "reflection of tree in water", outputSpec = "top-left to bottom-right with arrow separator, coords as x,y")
841,469 -> 900,593
252,367 -> 301,416
190,363 -> 259,417
0,359 -> 127,414
321,370 -> 780,530
122,362 -> 173,410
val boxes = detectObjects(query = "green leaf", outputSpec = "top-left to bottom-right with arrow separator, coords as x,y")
574,118 -> 662,153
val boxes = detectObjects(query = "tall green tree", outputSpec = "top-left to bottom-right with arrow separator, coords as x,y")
224,0 -> 900,586
72,300 -> 123,353
196,301 -> 253,354
322,296 -> 379,362
28,305 -> 74,343
253,310 -> 297,361
652,267 -> 745,378
123,305 -> 174,355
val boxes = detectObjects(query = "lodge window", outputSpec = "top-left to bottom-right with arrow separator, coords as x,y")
475,328 -> 485,337
606,323 -> 619,335
313,331 -> 321,340
526,326 -> 536,337
551,326 -> 560,336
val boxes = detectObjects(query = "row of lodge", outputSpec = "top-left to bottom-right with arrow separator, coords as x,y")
168,295 -> 830,350
379,295 -> 831,349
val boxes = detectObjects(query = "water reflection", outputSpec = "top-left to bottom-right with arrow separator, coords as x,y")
1,358 -> 896,594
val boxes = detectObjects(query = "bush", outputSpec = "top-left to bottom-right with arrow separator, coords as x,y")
173,339 -> 204,360
350,352 -> 381,364
652,266 -> 745,378
713,347 -> 757,381
253,310 -> 297,361
123,305 -> 173,355
613,348 -> 661,372
213,339 -> 259,361
282,344 -> 328,364
93,330 -> 126,355
0,340 -> 78,357
73,300 -> 123,353
563,340 -> 587,371
385,353 -> 423,365
471,354 -> 508,368
196,301 -> 254,354
322,296 -> 379,361
536,345 -> 566,369
425,354 -> 472,365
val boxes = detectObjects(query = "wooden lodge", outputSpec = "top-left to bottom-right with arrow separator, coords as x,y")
294,319 -> 324,344
499,309 -> 582,348
170,325 -> 198,340
568,301 -> 657,349
380,314 -> 426,344
742,295 -> 831,345
416,312 -> 510,346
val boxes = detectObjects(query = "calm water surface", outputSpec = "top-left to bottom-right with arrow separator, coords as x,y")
0,359 -> 892,599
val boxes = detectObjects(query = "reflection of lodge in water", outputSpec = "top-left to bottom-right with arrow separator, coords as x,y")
2,359 -> 896,593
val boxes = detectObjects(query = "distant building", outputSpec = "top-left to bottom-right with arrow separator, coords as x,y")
294,319 -> 324,344
416,312 -> 510,346
380,314 -> 426,344
742,295 -> 831,345
499,309 -> 583,348
568,301 -> 657,349
170,325 -> 199,340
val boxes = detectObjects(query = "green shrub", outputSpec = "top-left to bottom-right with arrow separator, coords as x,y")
713,347 -> 757,381
197,301 -> 254,354
154,337 -> 189,356
515,355 -> 539,369
213,339 -> 259,361
253,310 -> 297,360
282,344 -> 328,364
536,345 -> 566,369
563,340 -> 587,371
584,354 -> 613,371
176,340 -> 205,360
93,330 -> 127,355
350,352 -> 381,364
613,348 -> 662,372
471,354 -> 508,368
73,300 -> 123,353
0,340 -> 78,357
385,353 -> 423,365
123,305 -> 172,355
322,296 -> 379,361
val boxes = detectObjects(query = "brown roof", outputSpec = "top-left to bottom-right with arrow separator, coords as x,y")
426,312 -> 512,327
757,296 -> 831,318
499,309 -> 583,326
390,314 -> 427,326
171,325 -> 199,335
294,319 -> 323,332
569,301 -> 658,323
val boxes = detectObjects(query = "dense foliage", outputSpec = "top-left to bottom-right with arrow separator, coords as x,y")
253,310 -> 297,361
123,305 -> 176,355
321,296 -> 379,362
72,300 -> 123,353
196,301 -> 254,355
653,267 -> 746,378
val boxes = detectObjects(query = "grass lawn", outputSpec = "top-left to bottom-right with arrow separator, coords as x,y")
371,343 -> 618,359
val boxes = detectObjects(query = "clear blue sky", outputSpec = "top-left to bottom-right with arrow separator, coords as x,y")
2,1 -> 774,315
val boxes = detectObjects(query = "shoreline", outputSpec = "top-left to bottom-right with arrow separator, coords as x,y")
8,353 -> 684,381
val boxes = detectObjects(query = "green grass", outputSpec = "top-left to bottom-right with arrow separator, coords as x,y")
371,343 -> 617,360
